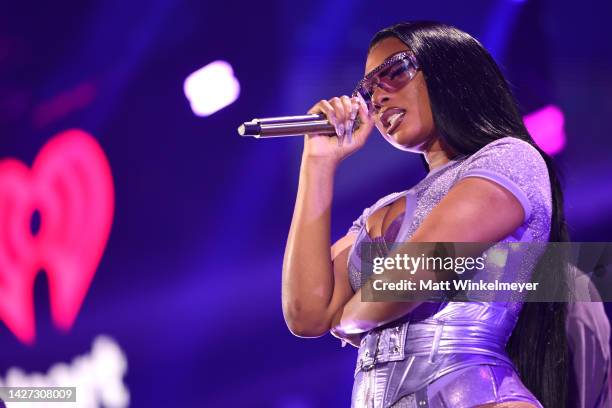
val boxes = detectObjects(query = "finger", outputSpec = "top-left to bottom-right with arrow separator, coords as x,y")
355,93 -> 375,140
329,97 -> 346,136
320,99 -> 340,134
340,95 -> 353,141
340,95 -> 354,143
355,92 -> 371,124
320,99 -> 343,139
350,97 -> 359,120
346,97 -> 360,144
308,100 -> 339,136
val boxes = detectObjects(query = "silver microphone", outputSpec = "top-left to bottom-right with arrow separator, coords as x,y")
237,114 -> 360,138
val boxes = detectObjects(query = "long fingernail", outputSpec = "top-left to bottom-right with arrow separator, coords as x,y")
356,93 -> 369,115
346,120 -> 353,142
338,123 -> 345,136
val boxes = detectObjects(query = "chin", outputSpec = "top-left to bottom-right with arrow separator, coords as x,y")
382,127 -> 429,153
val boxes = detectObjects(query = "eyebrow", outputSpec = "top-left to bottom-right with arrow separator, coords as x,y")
364,51 -> 410,78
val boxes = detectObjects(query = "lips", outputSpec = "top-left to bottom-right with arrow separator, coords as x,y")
381,107 -> 406,135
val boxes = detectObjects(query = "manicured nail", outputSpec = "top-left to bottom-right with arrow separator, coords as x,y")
329,114 -> 336,128
346,121 -> 353,143
338,123 -> 345,136
351,103 -> 359,120
356,93 -> 369,115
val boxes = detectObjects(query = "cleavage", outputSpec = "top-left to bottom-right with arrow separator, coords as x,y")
365,196 -> 406,239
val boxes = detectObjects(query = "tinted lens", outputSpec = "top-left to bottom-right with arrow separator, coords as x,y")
378,59 -> 415,91
354,58 -> 416,112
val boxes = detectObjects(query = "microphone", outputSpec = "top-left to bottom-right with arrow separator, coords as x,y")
237,114 -> 360,138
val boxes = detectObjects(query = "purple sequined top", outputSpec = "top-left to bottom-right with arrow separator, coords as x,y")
346,137 -> 552,407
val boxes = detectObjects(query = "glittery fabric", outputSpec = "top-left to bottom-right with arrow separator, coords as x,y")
346,137 -> 552,408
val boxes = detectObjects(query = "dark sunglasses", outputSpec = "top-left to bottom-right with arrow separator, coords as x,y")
353,51 -> 420,113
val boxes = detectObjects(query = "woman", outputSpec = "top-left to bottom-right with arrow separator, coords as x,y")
282,21 -> 569,407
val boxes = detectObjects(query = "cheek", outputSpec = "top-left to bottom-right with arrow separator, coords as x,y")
417,87 -> 435,131
405,96 -> 435,137
409,108 -> 433,134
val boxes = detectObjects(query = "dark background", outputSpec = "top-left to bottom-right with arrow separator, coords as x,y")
0,0 -> 611,406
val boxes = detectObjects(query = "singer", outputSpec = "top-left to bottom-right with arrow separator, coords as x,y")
281,22 -> 571,407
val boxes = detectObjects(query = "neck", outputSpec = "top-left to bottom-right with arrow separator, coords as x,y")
423,137 -> 453,170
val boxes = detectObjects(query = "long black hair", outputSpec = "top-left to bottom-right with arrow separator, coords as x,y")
369,22 -> 570,407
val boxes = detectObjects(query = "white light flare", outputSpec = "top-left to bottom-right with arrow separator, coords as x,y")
184,60 -> 240,117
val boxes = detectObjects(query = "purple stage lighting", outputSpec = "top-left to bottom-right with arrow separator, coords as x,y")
523,105 -> 566,155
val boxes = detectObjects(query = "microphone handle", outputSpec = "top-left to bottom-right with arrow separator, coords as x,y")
256,114 -> 327,124
237,114 -> 360,138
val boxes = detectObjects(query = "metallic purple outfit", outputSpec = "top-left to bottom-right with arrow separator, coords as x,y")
346,137 -> 551,407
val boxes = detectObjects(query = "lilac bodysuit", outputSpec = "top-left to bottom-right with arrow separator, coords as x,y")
346,137 -> 551,407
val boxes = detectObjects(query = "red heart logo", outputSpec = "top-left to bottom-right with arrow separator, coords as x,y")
0,129 -> 114,344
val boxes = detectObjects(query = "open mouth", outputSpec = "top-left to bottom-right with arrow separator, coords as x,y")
385,110 -> 406,135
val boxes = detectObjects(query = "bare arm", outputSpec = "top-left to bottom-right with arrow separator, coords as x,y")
282,95 -> 374,337
282,157 -> 349,336
332,176 -> 525,335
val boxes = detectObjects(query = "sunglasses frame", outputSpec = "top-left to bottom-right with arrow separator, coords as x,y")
353,51 -> 420,111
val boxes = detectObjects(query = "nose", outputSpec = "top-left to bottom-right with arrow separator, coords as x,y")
371,85 -> 391,112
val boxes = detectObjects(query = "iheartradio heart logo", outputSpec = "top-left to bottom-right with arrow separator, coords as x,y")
0,129 -> 114,344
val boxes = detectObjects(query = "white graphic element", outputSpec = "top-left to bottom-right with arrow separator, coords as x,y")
0,335 -> 129,408
184,60 -> 241,116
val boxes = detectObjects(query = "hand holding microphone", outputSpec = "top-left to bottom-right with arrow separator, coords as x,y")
303,94 -> 374,162
238,94 -> 375,163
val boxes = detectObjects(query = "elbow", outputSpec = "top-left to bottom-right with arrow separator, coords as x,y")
286,320 -> 329,338
283,303 -> 330,338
